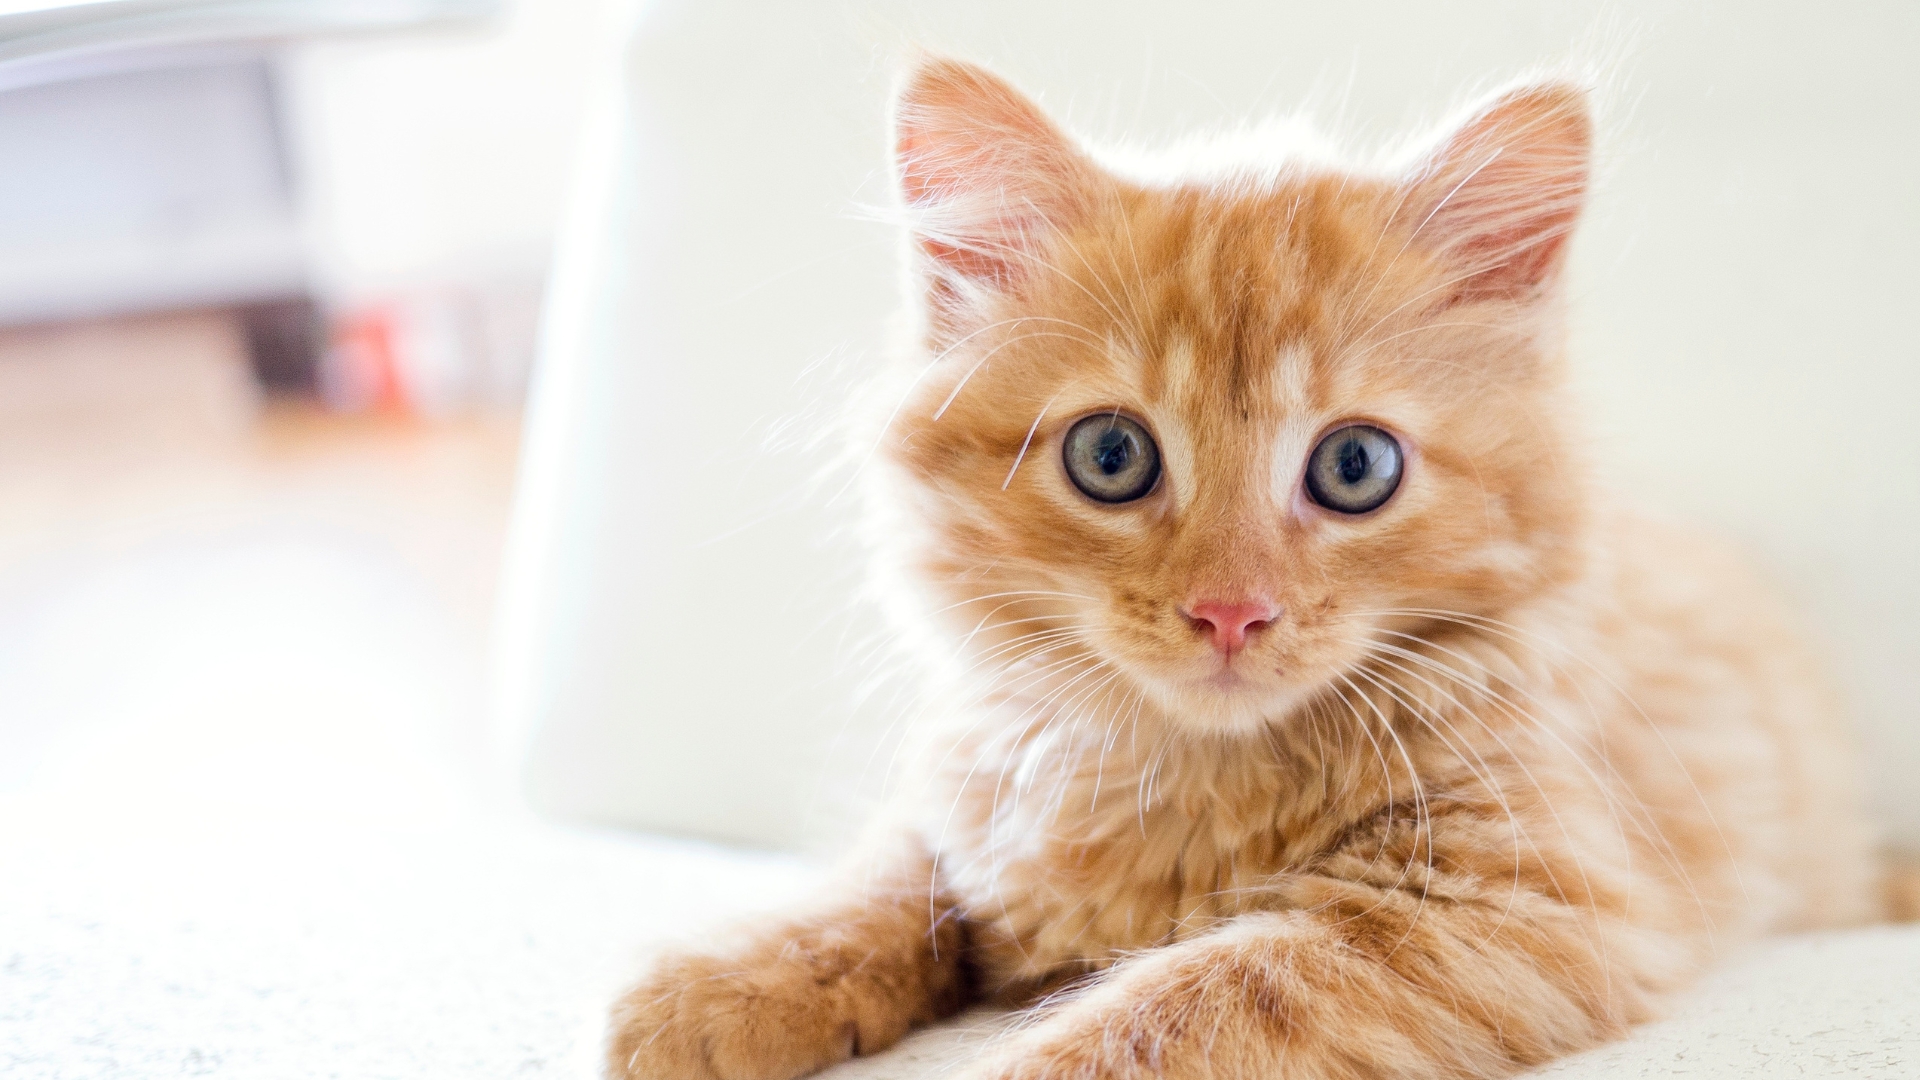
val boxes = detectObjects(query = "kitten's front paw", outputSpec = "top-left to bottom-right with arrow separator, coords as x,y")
606,948 -> 858,1080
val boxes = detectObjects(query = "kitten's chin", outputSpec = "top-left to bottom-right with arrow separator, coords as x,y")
1141,673 -> 1322,735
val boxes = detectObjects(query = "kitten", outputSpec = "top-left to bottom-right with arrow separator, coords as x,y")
606,57 -> 1889,1080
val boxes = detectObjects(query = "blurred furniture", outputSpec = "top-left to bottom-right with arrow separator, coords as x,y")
0,0 -> 492,80
0,0 -> 496,386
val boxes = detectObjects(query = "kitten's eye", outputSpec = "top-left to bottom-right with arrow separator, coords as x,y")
1063,413 -> 1161,503
1305,424 -> 1402,514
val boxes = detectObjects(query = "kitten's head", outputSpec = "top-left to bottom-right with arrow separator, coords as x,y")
871,58 -> 1593,733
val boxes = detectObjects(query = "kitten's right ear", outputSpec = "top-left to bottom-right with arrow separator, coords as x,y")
1402,82 -> 1592,303
892,57 -> 1096,298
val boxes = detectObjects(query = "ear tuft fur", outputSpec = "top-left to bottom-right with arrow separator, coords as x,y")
892,57 -> 1095,298
1404,82 -> 1592,302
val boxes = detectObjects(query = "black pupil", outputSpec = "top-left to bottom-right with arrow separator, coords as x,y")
1336,438 -> 1369,485
1095,429 -> 1133,475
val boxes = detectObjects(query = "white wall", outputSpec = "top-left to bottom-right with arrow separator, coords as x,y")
500,0 -> 1920,851
280,0 -> 615,299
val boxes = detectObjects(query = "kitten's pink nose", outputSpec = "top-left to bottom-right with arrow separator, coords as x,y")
1183,599 -> 1279,658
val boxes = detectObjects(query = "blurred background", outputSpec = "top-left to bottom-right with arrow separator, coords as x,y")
1,2 -> 1916,1075
0,0 -> 605,833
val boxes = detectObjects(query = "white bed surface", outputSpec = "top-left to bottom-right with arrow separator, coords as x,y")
4,801 -> 1914,1080
823,930 -> 1920,1080
0,806 -> 814,1080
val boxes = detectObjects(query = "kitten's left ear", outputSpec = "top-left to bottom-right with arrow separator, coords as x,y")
1403,82 -> 1592,302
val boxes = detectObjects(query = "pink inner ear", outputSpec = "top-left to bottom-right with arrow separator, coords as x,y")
892,59 -> 1090,289
1411,86 -> 1592,302
895,124 -> 1033,284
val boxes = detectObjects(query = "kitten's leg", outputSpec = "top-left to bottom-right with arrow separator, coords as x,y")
963,811 -> 1663,1080
605,846 -> 968,1080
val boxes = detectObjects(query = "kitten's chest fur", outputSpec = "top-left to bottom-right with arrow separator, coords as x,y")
918,707 -> 1386,999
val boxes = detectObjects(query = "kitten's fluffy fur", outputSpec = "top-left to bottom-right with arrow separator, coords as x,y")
608,58 -> 1893,1080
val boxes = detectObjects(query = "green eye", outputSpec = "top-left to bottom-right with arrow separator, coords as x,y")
1305,424 -> 1402,514
1063,413 -> 1161,503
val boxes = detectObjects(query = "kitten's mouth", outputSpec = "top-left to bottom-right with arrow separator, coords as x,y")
1200,667 -> 1255,691
1151,663 -> 1318,733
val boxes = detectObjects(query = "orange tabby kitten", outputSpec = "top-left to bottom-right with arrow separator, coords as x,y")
607,58 -> 1891,1080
